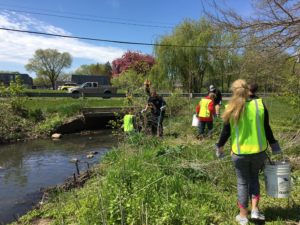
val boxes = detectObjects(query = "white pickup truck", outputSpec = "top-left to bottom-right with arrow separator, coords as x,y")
68,82 -> 117,97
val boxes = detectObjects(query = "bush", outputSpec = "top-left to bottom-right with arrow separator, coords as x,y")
165,90 -> 190,116
29,109 -> 44,122
0,103 -> 33,143
36,114 -> 65,135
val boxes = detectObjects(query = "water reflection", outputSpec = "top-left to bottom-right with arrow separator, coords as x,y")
0,130 -> 114,224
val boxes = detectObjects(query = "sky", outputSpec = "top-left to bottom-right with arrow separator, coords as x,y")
0,0 -> 252,77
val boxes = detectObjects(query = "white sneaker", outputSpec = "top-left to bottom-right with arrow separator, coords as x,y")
215,150 -> 225,159
251,210 -> 265,220
235,215 -> 248,225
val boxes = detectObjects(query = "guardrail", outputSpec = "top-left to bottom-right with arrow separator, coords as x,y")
0,92 -> 272,98
0,92 -> 233,98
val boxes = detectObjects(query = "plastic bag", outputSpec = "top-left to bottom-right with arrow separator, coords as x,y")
192,114 -> 199,127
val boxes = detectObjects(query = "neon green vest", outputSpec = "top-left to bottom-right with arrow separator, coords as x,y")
230,99 -> 267,155
124,114 -> 134,132
198,98 -> 212,118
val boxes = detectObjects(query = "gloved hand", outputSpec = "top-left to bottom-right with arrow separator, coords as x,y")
270,142 -> 282,155
215,144 -> 225,159
160,105 -> 166,111
141,109 -> 146,113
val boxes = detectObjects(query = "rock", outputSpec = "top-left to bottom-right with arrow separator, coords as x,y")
88,151 -> 98,155
69,158 -> 79,163
51,133 -> 62,139
86,154 -> 94,159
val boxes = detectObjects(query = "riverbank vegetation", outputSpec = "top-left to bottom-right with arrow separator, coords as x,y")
12,96 -> 300,225
0,78 -> 125,143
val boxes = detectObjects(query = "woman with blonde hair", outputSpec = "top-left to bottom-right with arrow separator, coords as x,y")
215,79 -> 281,225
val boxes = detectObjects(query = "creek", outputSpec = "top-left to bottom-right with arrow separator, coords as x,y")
0,130 -> 115,224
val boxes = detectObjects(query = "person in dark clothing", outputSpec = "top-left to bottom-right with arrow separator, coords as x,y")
143,89 -> 166,137
209,85 -> 222,117
144,79 -> 151,96
215,79 -> 281,225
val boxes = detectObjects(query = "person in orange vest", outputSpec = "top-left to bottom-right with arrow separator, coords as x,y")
195,91 -> 216,139
215,79 -> 281,225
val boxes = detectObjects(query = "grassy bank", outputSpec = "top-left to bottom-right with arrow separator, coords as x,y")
0,97 -> 125,143
11,97 -> 300,224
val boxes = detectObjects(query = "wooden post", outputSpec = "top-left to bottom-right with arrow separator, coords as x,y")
75,161 -> 80,175
73,173 -> 77,183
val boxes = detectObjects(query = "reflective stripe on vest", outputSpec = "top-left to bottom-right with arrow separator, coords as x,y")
124,114 -> 134,132
231,99 -> 267,154
198,98 -> 212,118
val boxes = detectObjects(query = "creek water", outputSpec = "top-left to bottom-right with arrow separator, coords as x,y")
0,130 -> 115,224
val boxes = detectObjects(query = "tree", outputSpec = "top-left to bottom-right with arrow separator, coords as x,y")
33,75 -> 51,88
154,18 -> 239,92
111,69 -> 144,92
155,19 -> 211,92
74,62 -> 112,77
26,49 -> 72,90
204,0 -> 300,55
112,51 -> 155,77
204,0 -> 300,95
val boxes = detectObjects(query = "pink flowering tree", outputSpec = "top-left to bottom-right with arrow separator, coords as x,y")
112,51 -> 155,77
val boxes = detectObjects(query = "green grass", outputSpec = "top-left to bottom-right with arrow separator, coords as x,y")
11,97 -> 300,225
24,89 -> 65,93
23,98 -> 125,116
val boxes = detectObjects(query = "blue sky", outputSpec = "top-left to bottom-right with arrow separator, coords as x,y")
0,0 -> 252,77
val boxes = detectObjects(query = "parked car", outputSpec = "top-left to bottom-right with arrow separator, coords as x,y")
68,81 -> 117,98
58,82 -> 78,91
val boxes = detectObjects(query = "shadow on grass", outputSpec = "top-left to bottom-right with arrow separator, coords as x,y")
263,204 -> 300,223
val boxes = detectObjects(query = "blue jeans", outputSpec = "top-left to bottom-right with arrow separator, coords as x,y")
231,151 -> 267,208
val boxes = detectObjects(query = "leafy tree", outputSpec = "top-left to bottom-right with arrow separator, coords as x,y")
33,75 -> 52,87
57,72 -> 72,82
9,75 -> 26,112
205,31 -> 241,92
112,51 -> 155,77
154,19 -> 239,92
74,62 -> 112,77
111,69 -> 144,93
26,49 -> 72,90
0,76 -> 26,114
104,62 -> 113,80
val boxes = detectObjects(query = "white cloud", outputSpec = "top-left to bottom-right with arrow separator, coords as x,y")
0,11 -> 125,67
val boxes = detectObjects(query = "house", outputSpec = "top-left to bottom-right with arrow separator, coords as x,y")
0,73 -> 33,88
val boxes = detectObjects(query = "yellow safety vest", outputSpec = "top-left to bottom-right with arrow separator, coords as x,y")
198,98 -> 212,118
124,114 -> 134,132
230,99 -> 267,155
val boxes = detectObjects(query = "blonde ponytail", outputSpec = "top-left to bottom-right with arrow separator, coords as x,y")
222,79 -> 249,124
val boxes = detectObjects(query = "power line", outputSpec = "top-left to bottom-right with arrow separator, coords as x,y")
0,27 -> 232,49
0,3 -> 174,26
0,7 -> 173,29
